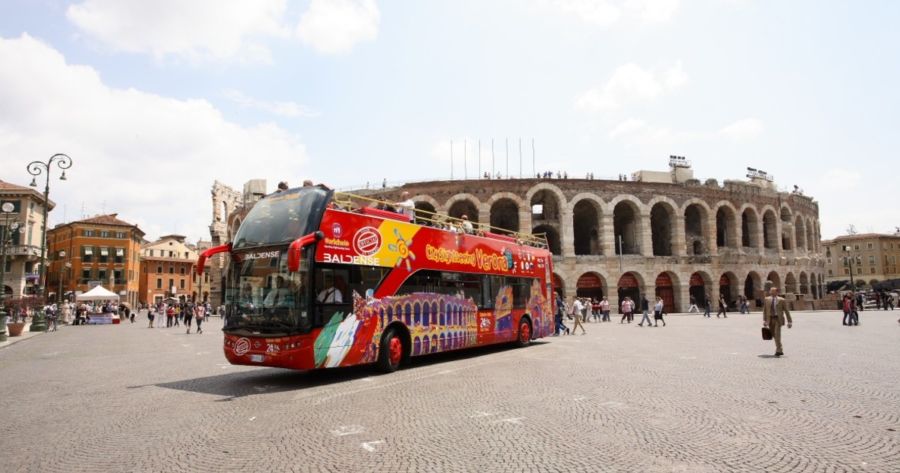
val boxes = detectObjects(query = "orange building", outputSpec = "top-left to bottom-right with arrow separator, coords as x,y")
138,235 -> 211,305
46,214 -> 144,307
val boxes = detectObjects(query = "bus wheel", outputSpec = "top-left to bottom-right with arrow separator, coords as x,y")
377,328 -> 404,373
515,317 -> 532,348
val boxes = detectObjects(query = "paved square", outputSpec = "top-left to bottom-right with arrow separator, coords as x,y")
1,311 -> 898,472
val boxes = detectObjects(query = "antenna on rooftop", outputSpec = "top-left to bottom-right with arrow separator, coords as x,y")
450,139 -> 454,180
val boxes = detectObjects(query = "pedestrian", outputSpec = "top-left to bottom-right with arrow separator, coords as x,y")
148,307 -> 155,328
638,295 -> 652,327
849,293 -> 859,326
554,293 -> 569,335
654,297 -> 666,327
600,297 -> 610,322
194,302 -> 206,334
591,298 -> 601,322
620,297 -> 633,324
763,286 -> 793,357
688,295 -> 699,313
717,294 -> 728,318
703,293 -> 712,318
570,297 -> 586,335
166,305 -> 175,327
842,293 -> 852,326
184,300 -> 195,334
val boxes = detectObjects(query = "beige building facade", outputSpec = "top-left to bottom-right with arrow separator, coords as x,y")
138,235 -> 211,305
823,233 -> 900,288
0,179 -> 54,300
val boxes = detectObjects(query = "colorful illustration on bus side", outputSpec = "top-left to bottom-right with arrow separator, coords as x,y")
526,279 -> 552,338
387,227 -> 416,271
312,291 -> 479,368
494,286 -> 514,333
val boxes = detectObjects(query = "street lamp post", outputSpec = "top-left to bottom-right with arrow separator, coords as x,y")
0,203 -> 25,341
58,250 -> 70,304
842,245 -> 860,289
27,153 -> 73,332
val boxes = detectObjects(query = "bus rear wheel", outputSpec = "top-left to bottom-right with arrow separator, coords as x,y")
377,328 -> 404,373
515,317 -> 532,348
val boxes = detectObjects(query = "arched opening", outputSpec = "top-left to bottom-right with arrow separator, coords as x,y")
490,198 -> 520,235
684,204 -> 708,255
762,210 -> 778,249
218,201 -> 227,222
810,273 -> 819,299
741,208 -> 759,248
573,200 -> 601,255
655,272 -> 677,313
414,201 -> 437,226
794,217 -> 807,251
720,272 -> 739,306
613,201 -> 641,255
716,206 -> 738,248
576,272 -> 605,301
689,272 -> 710,308
766,271 -> 781,292
533,224 -> 561,256
617,272 -> 642,313
744,271 -> 762,302
650,203 -> 674,256
552,273 -> 565,297
530,189 -> 561,222
785,273 -> 797,294
807,220 -> 816,252
448,199 -> 479,223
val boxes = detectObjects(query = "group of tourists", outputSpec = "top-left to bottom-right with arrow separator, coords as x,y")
148,299 -> 210,334
552,293 -> 670,335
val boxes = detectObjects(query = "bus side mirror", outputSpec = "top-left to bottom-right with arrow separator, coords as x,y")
287,231 -> 323,272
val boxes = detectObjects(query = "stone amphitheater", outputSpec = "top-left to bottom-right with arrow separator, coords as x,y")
365,163 -> 826,313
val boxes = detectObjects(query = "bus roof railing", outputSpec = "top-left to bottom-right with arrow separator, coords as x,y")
332,191 -> 550,250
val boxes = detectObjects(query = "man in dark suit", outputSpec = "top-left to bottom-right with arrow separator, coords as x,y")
763,286 -> 793,357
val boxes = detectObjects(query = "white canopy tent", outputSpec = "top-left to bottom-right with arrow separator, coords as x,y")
76,285 -> 120,301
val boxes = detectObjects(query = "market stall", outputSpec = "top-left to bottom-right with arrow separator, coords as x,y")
75,286 -> 121,324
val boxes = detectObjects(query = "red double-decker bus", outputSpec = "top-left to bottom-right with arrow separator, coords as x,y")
199,185 -> 555,372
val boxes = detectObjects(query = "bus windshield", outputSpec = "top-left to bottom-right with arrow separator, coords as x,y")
232,186 -> 330,250
224,248 -> 310,334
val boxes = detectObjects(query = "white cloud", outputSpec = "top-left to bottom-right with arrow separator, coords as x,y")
223,89 -> 319,118
718,118 -> 764,141
296,0 -> 379,55
539,0 -> 679,26
67,0 -> 289,63
576,61 -> 688,112
0,34 -> 308,242
608,118 -> 645,138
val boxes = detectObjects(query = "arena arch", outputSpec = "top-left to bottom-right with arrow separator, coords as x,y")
689,271 -> 713,308
650,201 -> 676,256
740,206 -> 760,249
715,203 -> 739,249
683,201 -> 710,255
744,271 -> 762,302
616,272 -> 645,312
525,183 -> 567,215
785,272 -> 798,294
444,194 -> 481,223
612,198 -> 643,255
576,272 -> 607,301
533,224 -> 561,256
654,271 -> 680,313
413,200 -> 437,226
810,272 -> 819,299
806,217 -> 816,252
552,273 -> 565,297
762,208 -> 779,250
720,272 -> 740,305
489,198 -> 521,235
572,197 -> 602,255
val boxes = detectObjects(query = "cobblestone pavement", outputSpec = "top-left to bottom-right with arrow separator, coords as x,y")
1,310 -> 898,472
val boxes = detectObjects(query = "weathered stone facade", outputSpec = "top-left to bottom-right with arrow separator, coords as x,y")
368,175 -> 826,312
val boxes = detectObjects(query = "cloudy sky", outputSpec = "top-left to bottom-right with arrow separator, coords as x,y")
0,0 -> 897,242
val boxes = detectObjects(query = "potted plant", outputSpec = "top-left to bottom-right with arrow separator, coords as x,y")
7,306 -> 26,337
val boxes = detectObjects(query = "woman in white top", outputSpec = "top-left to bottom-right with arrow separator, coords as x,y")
654,297 -> 666,327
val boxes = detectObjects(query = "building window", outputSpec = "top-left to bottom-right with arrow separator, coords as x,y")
156,266 -> 162,274
180,279 -> 185,289
826,258 -> 832,264
156,278 -> 162,289
82,229 -> 94,237
867,242 -> 874,249
180,266 -> 185,275
82,269 -> 91,281
116,232 -> 125,239
149,249 -> 154,257
98,269 -> 107,281
100,230 -> 110,238
169,266 -> 174,274
82,246 -> 94,263
114,270 -> 123,284
828,269 -> 833,276
168,279 -> 174,291
844,269 -> 849,275
169,251 -> 174,257
115,248 -> 124,264
99,247 -> 109,263
870,268 -> 876,274
869,256 -> 875,265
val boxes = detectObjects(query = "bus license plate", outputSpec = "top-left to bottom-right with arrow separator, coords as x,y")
250,354 -> 264,363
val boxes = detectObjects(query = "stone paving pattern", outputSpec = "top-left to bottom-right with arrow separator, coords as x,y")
0,311 -> 898,472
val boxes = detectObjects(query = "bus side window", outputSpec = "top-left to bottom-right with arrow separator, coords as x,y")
480,276 -> 493,309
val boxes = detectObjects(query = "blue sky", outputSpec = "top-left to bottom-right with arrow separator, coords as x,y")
0,0 -> 897,242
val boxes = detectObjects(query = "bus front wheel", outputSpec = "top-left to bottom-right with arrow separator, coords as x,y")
515,317 -> 532,348
377,328 -> 404,373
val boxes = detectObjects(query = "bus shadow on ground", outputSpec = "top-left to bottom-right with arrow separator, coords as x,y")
147,341 -> 547,401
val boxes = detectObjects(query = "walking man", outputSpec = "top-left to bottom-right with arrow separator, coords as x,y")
763,286 -> 792,357
717,294 -> 728,318
570,297 -> 586,335
703,293 -> 712,318
638,295 -> 652,327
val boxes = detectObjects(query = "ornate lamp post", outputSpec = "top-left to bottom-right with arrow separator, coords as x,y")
27,153 -> 72,332
0,203 -> 25,341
